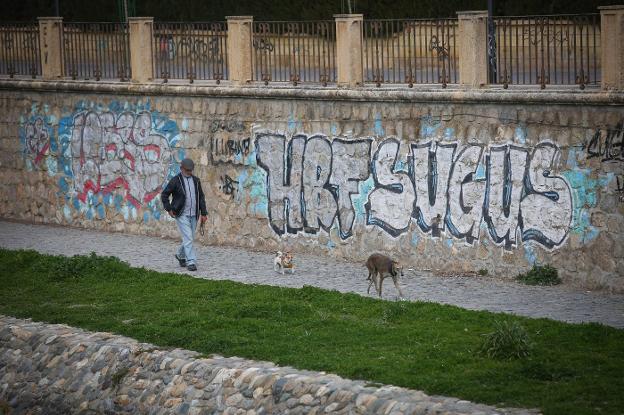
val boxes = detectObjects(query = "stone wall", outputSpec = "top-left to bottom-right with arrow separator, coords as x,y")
0,315 -> 537,414
0,80 -> 623,291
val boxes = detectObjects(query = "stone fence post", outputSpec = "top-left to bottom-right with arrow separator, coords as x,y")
599,5 -> 624,91
37,17 -> 64,79
128,17 -> 154,83
227,16 -> 254,85
456,11 -> 489,88
334,14 -> 363,87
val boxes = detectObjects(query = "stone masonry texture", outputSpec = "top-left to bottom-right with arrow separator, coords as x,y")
0,315 -> 540,415
0,81 -> 623,292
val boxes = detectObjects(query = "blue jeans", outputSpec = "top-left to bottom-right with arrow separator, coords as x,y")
176,215 -> 198,266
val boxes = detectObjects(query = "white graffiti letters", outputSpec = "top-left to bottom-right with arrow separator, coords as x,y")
302,136 -> 337,232
256,133 -> 305,234
70,110 -> 171,207
412,141 -> 456,233
257,134 -> 374,237
484,146 -> 528,249
446,145 -> 486,243
256,134 -> 574,250
367,139 -> 415,236
329,139 -> 372,238
520,143 -> 573,248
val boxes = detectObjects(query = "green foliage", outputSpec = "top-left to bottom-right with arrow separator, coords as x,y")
1,248 -> 624,415
479,320 -> 533,360
478,269 -> 488,276
33,251 -> 129,281
516,265 -> 561,286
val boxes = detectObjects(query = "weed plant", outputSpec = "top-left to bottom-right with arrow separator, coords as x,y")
516,265 -> 561,286
479,320 -> 532,359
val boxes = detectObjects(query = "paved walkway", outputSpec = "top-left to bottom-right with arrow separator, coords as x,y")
1,220 -> 623,329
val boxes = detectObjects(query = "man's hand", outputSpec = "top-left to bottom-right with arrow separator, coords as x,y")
200,215 -> 207,224
168,210 -> 176,218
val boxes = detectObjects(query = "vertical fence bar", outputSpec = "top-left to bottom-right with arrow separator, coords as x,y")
62,22 -> 130,80
362,18 -> 458,86
153,22 -> 229,84
251,20 -> 335,85
0,22 -> 42,77
491,14 -> 598,87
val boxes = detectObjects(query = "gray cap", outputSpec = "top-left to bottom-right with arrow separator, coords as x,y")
180,158 -> 195,171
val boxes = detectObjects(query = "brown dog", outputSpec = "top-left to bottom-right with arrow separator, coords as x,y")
366,253 -> 404,299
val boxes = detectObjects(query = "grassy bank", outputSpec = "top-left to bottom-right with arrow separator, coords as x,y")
0,249 -> 622,415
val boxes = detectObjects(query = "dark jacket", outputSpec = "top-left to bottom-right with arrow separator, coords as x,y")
161,173 -> 208,219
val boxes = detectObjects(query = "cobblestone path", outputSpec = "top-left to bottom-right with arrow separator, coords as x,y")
1,220 -> 623,329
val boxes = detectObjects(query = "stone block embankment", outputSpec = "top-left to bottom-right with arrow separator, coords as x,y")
0,316 -> 539,414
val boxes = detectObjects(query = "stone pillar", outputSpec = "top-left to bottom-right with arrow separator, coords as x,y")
334,14 -> 363,87
37,17 -> 64,79
599,6 -> 624,91
128,17 -> 154,83
456,11 -> 489,88
227,16 -> 253,85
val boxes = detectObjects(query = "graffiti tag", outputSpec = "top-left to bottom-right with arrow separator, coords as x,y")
256,134 -> 573,250
69,110 -> 172,208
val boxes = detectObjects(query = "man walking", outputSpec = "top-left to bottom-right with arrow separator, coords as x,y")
161,158 -> 207,271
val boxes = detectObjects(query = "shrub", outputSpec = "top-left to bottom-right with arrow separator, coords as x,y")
516,265 -> 561,286
479,320 -> 532,360
478,269 -> 488,276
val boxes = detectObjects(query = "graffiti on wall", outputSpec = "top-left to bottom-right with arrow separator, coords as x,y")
583,122 -> 624,205
617,175 -> 624,202
256,133 -> 574,250
57,103 -> 184,222
219,174 -> 239,196
584,122 -> 623,162
19,114 -> 58,174
67,110 -> 173,208
23,118 -> 51,168
211,137 -> 252,164
209,120 -> 251,165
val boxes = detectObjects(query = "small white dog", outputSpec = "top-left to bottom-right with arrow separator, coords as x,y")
274,251 -> 295,274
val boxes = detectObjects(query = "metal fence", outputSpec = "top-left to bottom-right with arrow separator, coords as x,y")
0,23 -> 41,78
154,22 -> 228,83
63,22 -> 131,81
491,14 -> 600,89
363,19 -> 458,87
252,21 -> 336,85
0,16 -> 608,89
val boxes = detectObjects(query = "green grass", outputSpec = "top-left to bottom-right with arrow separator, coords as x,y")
1,249 -> 622,415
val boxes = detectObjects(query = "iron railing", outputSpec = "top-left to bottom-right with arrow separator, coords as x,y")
63,22 -> 131,81
252,21 -> 336,85
363,19 -> 458,87
154,22 -> 228,83
0,23 -> 41,78
492,14 -> 600,89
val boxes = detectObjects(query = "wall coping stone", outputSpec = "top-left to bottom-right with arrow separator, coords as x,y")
1,79 -> 623,106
